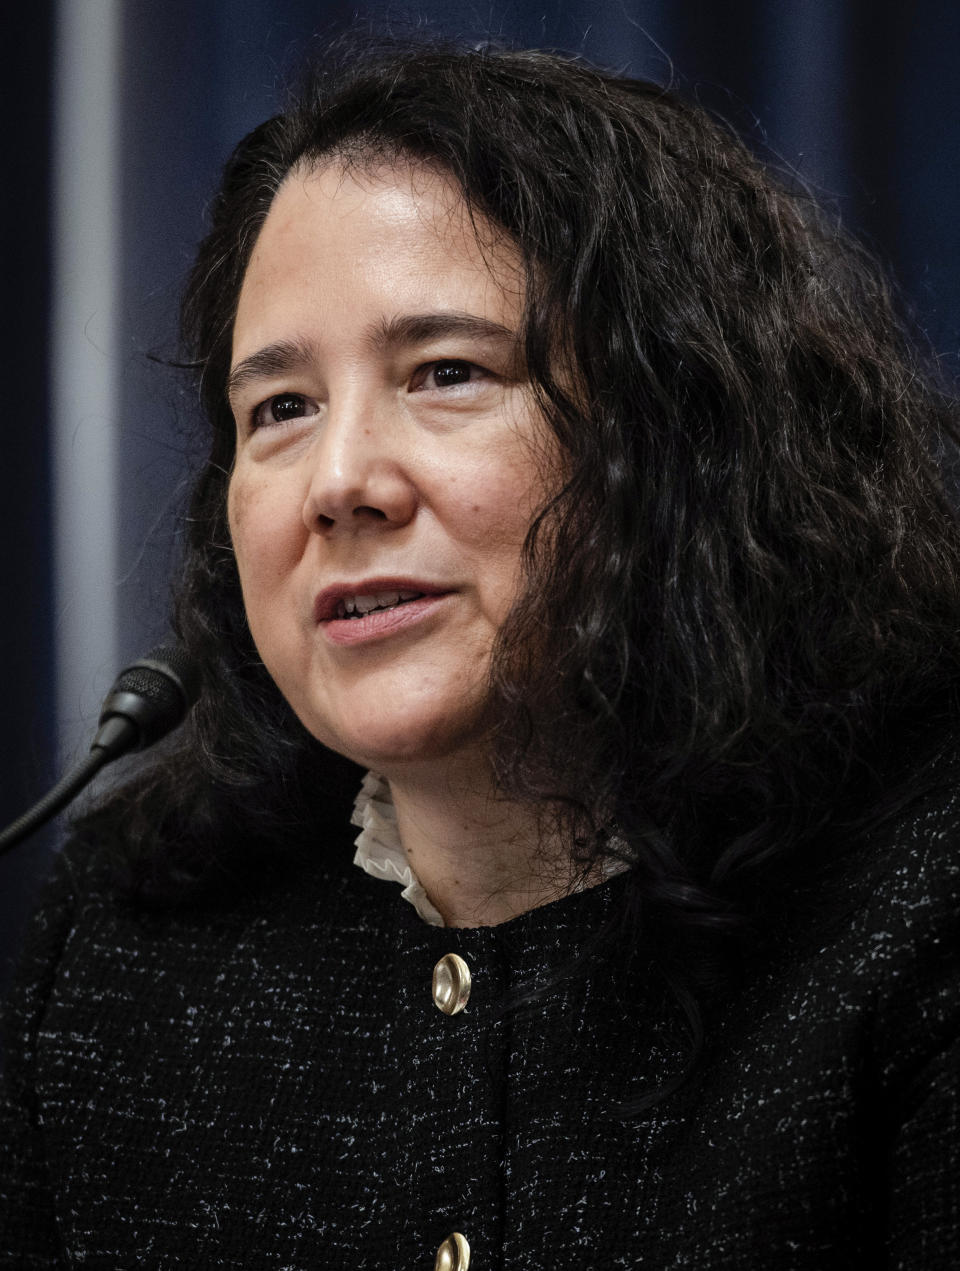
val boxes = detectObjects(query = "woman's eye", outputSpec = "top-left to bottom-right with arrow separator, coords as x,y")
411,360 -> 488,391
251,392 -> 319,429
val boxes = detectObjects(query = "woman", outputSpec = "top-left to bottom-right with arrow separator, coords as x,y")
2,40 -> 959,1268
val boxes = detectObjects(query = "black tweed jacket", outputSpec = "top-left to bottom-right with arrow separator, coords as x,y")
1,753 -> 958,1268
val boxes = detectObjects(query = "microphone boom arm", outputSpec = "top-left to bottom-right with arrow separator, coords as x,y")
0,749 -> 113,855
0,646 -> 198,857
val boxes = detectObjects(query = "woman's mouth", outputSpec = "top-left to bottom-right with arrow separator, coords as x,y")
334,589 -> 425,619
316,582 -> 453,646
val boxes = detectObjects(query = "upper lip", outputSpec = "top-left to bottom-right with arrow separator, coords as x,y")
314,577 -> 454,623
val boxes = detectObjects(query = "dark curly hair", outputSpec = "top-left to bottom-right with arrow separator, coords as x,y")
79,38 -> 960,1087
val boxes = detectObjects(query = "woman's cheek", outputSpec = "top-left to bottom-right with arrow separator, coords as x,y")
229,469 -> 292,579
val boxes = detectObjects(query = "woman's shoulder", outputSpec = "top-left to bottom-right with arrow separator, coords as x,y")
753,725 -> 960,1093
850,731 -> 960,1059
1,807 -> 386,1057
835,724 -> 960,929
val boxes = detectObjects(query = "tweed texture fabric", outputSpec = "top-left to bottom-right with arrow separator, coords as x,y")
1,757 -> 959,1267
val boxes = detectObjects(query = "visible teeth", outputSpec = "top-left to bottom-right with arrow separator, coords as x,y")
336,589 -> 425,619
355,593 -> 390,614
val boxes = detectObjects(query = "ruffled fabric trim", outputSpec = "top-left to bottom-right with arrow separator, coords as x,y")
351,771 -> 445,926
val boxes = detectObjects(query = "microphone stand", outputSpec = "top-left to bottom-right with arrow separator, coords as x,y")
0,647 -> 198,857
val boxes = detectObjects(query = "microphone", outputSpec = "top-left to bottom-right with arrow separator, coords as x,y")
91,645 -> 200,760
0,645 -> 200,856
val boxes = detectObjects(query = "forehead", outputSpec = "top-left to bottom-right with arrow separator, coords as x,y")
231,158 -> 524,363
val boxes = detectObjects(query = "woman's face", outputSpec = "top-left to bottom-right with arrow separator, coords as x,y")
227,160 -> 552,778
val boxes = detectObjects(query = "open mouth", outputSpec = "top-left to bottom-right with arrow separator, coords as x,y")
334,589 -> 426,620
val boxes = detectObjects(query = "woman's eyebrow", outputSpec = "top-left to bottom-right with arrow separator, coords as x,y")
227,337 -> 317,401
365,311 -> 518,352
227,313 -> 520,401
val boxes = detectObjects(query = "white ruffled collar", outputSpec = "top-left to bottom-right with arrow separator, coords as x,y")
351,770 -> 446,926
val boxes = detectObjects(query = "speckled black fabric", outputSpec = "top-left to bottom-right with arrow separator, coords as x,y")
1,754 -> 959,1268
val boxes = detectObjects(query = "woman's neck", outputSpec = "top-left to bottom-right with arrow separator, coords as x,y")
385,760 -> 577,928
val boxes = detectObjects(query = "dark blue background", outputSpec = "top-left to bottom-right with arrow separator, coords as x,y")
3,0 -> 958,987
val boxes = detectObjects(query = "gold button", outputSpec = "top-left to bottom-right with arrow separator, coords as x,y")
435,1232 -> 470,1271
432,954 -> 471,1015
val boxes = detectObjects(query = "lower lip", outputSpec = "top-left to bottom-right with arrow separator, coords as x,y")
320,594 -> 452,647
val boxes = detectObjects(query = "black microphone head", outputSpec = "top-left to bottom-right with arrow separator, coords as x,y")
96,645 -> 201,753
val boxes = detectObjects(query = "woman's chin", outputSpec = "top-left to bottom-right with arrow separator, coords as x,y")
307,711 -> 489,780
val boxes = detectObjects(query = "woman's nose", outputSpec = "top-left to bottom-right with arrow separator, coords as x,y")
300,393 -> 418,533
